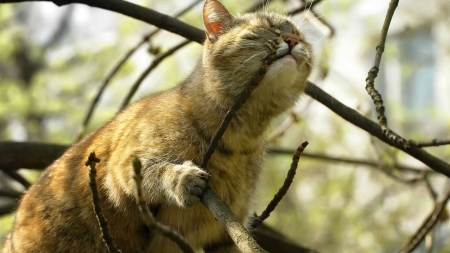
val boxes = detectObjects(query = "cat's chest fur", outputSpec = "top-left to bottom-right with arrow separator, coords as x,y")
3,0 -> 313,253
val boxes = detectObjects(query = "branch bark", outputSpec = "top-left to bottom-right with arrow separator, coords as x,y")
399,189 -> 450,253
2,0 -> 206,43
0,141 -> 69,170
251,142 -> 308,229
85,152 -> 122,253
304,82 -> 450,178
132,157 -> 195,253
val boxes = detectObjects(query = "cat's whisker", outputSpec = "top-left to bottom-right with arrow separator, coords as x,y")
298,1 -> 314,28
295,8 -> 333,28
315,33 -> 329,44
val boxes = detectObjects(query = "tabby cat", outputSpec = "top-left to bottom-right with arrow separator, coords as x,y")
3,0 -> 313,252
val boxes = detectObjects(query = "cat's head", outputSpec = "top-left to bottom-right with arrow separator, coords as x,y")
202,0 -> 313,109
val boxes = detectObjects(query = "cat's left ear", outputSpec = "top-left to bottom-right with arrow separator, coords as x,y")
203,0 -> 234,42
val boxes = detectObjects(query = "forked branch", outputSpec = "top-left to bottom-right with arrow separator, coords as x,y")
132,157 -> 195,253
399,189 -> 450,253
251,142 -> 309,229
85,152 -> 122,253
364,0 -> 408,148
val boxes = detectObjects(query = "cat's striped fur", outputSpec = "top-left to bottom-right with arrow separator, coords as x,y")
3,0 -> 313,252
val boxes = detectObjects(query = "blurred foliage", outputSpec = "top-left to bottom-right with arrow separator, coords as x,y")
1,0 -> 450,253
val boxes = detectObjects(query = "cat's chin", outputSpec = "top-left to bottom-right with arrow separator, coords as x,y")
277,54 -> 297,66
270,55 -> 298,72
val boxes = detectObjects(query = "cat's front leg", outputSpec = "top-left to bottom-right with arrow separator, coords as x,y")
141,159 -> 210,207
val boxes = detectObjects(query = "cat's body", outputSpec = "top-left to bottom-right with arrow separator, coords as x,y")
3,1 -> 312,252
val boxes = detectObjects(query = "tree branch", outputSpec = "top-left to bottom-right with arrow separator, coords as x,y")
197,47 -> 281,253
77,0 -> 202,140
409,138 -> 450,148
364,0 -> 408,148
268,147 -> 431,174
251,142 -> 308,229
132,157 -> 195,253
304,82 -> 450,178
0,202 -> 17,216
2,0 -> 206,43
399,189 -> 450,253
85,152 -> 122,253
0,189 -> 22,198
0,141 -> 68,170
120,40 -> 191,110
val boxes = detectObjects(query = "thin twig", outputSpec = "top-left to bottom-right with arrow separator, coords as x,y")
250,142 -> 309,229
409,138 -> 450,148
266,111 -> 299,143
132,157 -> 195,253
364,0 -> 408,149
77,0 -> 202,140
399,189 -> 450,253
199,52 -> 278,169
120,40 -> 191,110
198,46 -> 281,253
378,166 -> 425,184
304,82 -> 450,178
85,152 -> 122,253
369,140 -> 425,184
424,175 -> 437,202
268,147 -> 431,174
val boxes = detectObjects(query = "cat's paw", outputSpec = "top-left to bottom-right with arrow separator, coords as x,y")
171,161 -> 210,207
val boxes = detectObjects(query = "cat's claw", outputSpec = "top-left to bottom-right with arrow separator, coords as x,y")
172,161 -> 210,207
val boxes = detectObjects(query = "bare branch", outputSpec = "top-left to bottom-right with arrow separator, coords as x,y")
424,175 -> 438,202
364,0 -> 408,148
77,0 -> 202,140
254,224 -> 320,253
409,138 -> 450,148
200,52 -> 278,169
369,141 -> 426,184
0,202 -> 17,216
266,111 -> 300,143
0,141 -> 68,170
251,142 -> 308,229
268,147 -> 432,174
1,0 -> 206,42
304,82 -> 450,178
0,189 -> 22,198
120,40 -> 191,109
85,152 -> 122,253
201,187 -> 266,252
399,189 -> 450,253
197,41 -> 282,253
132,157 -> 195,253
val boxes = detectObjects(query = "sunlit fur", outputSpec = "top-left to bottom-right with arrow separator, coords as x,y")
3,1 -> 313,253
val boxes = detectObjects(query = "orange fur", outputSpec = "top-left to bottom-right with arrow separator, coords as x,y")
3,1 -> 313,252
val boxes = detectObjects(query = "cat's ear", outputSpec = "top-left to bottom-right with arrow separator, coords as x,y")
203,0 -> 233,42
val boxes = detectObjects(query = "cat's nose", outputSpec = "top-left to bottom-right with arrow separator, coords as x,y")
283,35 -> 299,50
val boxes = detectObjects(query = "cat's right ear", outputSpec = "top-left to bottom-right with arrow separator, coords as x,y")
203,0 -> 233,42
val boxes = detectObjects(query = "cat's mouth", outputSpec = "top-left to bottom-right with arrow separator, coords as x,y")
275,48 -> 297,63
275,51 -> 297,64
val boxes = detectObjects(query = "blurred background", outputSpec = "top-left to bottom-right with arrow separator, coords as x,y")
0,0 -> 450,252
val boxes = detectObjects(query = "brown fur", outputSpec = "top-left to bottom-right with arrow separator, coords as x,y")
3,1 -> 313,252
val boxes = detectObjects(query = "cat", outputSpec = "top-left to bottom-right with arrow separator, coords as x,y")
2,0 -> 313,252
